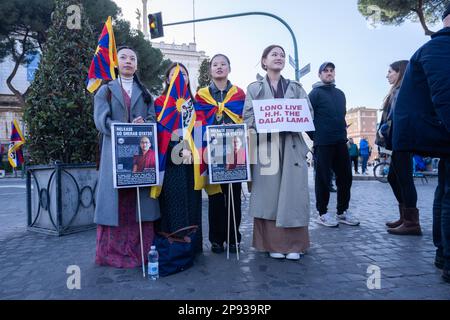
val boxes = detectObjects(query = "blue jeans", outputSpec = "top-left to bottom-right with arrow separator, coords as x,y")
433,157 -> 450,270
361,155 -> 369,173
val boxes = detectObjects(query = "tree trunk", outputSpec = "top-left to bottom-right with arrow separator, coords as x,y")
6,62 -> 26,107
6,31 -> 30,107
415,0 -> 435,36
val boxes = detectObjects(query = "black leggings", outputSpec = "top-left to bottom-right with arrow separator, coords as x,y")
387,151 -> 417,208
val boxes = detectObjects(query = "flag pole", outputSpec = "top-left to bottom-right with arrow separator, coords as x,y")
227,184 -> 231,260
177,64 -> 191,165
180,102 -> 193,165
136,186 -> 146,278
119,72 -> 146,277
181,107 -> 187,163
230,183 -> 239,261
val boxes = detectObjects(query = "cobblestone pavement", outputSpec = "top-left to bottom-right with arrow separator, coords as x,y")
0,172 -> 448,300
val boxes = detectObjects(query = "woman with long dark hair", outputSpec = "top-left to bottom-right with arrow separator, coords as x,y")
93,46 -> 160,268
151,62 -> 204,253
376,60 -> 422,235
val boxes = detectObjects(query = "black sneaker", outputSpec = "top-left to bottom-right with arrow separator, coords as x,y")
211,243 -> 224,254
228,243 -> 240,253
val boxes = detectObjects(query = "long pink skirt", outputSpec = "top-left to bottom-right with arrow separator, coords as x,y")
95,188 -> 154,268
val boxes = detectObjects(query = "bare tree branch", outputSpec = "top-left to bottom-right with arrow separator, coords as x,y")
6,30 -> 30,107
413,0 -> 436,35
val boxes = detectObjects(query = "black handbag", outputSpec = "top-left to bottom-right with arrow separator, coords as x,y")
153,225 -> 198,277
376,105 -> 393,150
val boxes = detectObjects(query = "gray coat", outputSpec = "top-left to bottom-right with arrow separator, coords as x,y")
243,77 -> 312,227
93,79 -> 161,226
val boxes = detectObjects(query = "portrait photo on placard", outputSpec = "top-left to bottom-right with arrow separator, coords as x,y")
111,123 -> 159,188
206,124 -> 250,184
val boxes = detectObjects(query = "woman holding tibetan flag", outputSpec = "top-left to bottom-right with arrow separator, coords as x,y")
243,45 -> 312,260
195,54 -> 245,254
151,63 -> 204,254
93,46 -> 160,268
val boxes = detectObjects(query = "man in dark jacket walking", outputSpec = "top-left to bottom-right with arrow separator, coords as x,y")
393,5 -> 450,283
309,62 -> 359,228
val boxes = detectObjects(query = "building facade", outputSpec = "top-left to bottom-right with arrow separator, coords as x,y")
346,107 -> 379,162
0,57 -> 28,149
151,41 -> 208,91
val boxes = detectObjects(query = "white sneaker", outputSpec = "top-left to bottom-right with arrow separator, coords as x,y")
269,252 -> 285,259
337,211 -> 360,226
286,253 -> 301,260
317,212 -> 339,227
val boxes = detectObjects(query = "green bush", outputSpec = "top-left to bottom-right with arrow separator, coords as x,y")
23,0 -> 97,165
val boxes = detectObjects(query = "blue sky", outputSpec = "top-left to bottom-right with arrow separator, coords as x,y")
113,0 -> 442,109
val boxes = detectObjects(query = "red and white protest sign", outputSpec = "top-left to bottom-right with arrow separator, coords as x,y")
252,99 -> 315,133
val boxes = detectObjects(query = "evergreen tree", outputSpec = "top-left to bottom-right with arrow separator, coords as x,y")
23,0 -> 97,164
197,58 -> 210,91
114,20 -> 171,95
358,0 -> 450,35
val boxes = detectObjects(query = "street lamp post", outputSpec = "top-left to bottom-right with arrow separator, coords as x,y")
162,11 -> 301,81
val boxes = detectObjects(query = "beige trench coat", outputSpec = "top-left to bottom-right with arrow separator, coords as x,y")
244,77 -> 313,227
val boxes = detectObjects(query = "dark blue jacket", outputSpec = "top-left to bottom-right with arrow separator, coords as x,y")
308,82 -> 348,146
393,27 -> 450,157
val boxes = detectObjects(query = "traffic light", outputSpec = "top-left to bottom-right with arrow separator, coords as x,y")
148,12 -> 164,39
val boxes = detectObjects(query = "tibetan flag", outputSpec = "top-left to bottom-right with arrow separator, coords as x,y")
8,119 -> 25,168
150,64 -> 212,198
87,16 -> 118,93
194,85 -> 245,126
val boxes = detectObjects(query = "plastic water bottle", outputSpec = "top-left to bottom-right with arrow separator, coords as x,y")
148,245 -> 159,280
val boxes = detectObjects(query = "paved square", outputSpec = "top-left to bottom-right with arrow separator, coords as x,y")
0,170 -> 448,300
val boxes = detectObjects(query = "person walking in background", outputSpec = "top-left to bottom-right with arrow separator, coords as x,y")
392,5 -> 450,282
348,138 -> 359,174
244,45 -> 311,260
308,62 -> 359,228
359,137 -> 370,175
374,60 -> 419,236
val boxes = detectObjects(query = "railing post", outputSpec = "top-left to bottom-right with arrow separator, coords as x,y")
56,162 -> 63,234
26,167 -> 31,226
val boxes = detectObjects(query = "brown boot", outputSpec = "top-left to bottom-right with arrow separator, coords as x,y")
386,204 -> 404,228
387,208 -> 422,236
